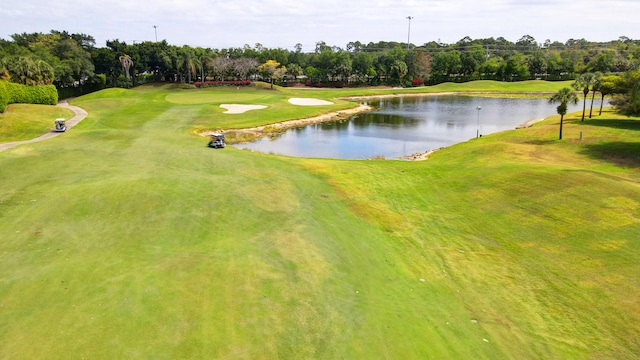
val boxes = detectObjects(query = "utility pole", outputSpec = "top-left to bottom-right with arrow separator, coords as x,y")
406,16 -> 413,51
153,25 -> 158,42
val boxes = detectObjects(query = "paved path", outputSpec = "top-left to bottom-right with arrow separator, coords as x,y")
0,101 -> 88,152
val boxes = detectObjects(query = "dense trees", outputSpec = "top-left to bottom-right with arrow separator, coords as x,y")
1,31 -> 94,88
609,65 -> 640,115
1,31 -> 639,97
1,56 -> 54,85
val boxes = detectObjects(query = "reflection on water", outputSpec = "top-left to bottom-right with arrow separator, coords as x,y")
237,95 -> 595,159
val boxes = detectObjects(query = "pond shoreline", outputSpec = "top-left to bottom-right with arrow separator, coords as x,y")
203,92 -> 463,147
204,91 -> 554,161
204,103 -> 374,144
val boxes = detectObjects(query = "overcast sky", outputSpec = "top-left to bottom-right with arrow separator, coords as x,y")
1,0 -> 639,52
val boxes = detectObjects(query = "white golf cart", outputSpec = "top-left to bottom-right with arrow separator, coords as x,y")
208,133 -> 225,148
54,118 -> 67,132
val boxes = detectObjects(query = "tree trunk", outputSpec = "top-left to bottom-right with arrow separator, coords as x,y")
581,94 -> 587,121
599,93 -> 605,116
589,90 -> 596,118
559,115 -> 564,140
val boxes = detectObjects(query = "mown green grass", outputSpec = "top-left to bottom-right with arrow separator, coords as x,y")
294,108 -> 640,358
0,82 -> 637,359
0,104 -> 74,142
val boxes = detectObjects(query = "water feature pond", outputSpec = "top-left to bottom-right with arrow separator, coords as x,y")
237,95 -> 595,160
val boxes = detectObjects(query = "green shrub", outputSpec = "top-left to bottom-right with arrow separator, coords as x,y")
0,81 -> 57,113
6,82 -> 25,103
0,81 -> 8,112
7,82 -> 56,105
115,74 -> 133,88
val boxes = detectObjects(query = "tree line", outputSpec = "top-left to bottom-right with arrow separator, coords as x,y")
0,30 -> 638,114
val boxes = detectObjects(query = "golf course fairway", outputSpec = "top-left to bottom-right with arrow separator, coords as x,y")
0,82 -> 638,359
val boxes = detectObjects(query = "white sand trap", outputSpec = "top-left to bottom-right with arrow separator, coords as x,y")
220,104 -> 267,114
288,98 -> 334,106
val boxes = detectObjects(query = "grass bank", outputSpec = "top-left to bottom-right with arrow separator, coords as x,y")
0,82 -> 637,359
0,104 -> 74,142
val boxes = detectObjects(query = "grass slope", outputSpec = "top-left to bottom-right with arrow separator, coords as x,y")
0,83 -> 637,359
295,109 -> 640,359
0,104 -> 74,142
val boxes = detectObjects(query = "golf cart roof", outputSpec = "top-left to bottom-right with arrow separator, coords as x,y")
55,118 -> 65,123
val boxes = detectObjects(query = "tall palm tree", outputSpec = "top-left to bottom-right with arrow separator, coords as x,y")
549,87 -> 579,140
176,47 -> 196,83
572,72 -> 596,121
194,48 -> 211,82
589,72 -> 603,118
119,54 -> 134,88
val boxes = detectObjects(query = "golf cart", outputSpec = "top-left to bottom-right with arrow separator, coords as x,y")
54,118 -> 67,132
208,133 -> 225,148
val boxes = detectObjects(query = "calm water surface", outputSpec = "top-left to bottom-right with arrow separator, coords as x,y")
237,95 -> 593,159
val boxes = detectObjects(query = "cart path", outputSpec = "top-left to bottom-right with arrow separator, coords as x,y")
0,101 -> 88,152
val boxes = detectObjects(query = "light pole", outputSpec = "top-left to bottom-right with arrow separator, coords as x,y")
406,16 -> 413,51
476,106 -> 482,138
153,25 -> 158,42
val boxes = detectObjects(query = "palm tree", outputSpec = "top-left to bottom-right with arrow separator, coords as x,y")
119,55 -> 133,87
549,87 -> 579,140
34,59 -> 54,85
589,72 -> 603,118
4,56 -> 53,86
286,63 -> 303,83
0,68 -> 8,81
572,72 -> 596,121
5,56 -> 32,85
0,58 -> 10,82
176,47 -> 196,83
194,48 -> 211,82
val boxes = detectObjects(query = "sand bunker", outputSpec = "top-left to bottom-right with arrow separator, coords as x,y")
288,98 -> 334,106
220,104 -> 267,114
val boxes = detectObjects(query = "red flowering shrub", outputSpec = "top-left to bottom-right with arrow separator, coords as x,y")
412,78 -> 424,86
